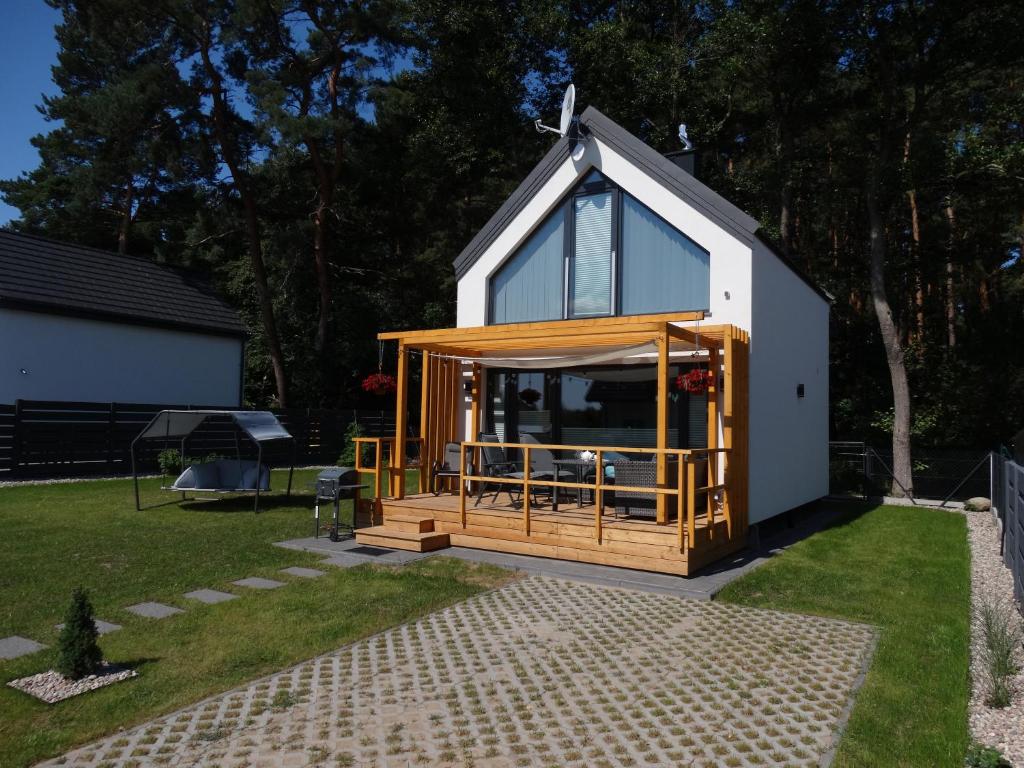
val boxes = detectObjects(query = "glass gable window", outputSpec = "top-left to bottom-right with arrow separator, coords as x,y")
570,192 -> 614,317
620,193 -> 710,315
487,169 -> 710,324
489,207 -> 565,324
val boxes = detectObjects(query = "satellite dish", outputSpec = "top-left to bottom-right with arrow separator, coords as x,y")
559,84 -> 576,136
678,123 -> 693,151
535,83 -> 579,138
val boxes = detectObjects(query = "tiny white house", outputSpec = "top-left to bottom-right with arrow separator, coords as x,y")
359,105 -> 830,575
0,231 -> 245,407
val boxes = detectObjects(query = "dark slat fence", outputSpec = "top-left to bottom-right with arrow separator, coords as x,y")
0,400 -> 396,479
994,454 -> 1024,609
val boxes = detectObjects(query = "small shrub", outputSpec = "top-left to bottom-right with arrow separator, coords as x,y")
157,449 -> 182,476
965,742 -> 1011,767
338,421 -> 372,467
56,587 -> 103,679
978,597 -> 1022,708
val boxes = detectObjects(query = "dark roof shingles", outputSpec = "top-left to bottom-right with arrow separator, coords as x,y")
0,231 -> 245,336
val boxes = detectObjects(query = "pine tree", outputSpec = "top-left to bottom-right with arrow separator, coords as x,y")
56,587 -> 103,680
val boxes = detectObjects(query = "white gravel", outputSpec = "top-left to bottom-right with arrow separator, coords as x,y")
967,509 -> 1024,764
7,664 -> 137,704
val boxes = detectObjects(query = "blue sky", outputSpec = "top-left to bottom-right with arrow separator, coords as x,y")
0,1 -> 61,225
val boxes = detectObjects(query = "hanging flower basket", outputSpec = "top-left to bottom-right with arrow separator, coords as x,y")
518,387 -> 542,406
675,369 -> 714,394
362,373 -> 397,397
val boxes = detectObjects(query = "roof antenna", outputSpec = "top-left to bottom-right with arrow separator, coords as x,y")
678,123 -> 694,151
534,84 -> 587,159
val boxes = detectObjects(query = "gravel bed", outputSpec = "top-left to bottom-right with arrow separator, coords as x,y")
966,509 -> 1024,764
7,664 -> 137,704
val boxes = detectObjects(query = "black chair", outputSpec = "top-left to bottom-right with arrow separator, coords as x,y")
613,456 -> 680,519
431,442 -> 472,495
518,433 -> 576,505
475,434 -> 521,506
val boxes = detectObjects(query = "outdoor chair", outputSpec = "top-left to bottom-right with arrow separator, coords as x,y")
518,433 -> 576,506
612,457 -> 681,519
475,434 -> 522,506
430,442 -> 472,495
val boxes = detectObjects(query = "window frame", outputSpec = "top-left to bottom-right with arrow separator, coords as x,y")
486,169 -> 710,325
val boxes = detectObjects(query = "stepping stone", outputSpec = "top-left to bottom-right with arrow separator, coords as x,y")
232,577 -> 286,590
0,635 -> 47,660
183,589 -> 237,604
280,566 -> 326,579
126,602 -> 184,619
56,619 -> 122,636
321,554 -> 368,569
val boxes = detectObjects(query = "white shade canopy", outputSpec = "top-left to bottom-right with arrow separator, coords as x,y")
136,410 -> 292,442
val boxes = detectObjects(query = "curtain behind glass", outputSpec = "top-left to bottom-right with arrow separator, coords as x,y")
489,208 -> 565,323
571,192 -> 613,316
620,194 -> 709,314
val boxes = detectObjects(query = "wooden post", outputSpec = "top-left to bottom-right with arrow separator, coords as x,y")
722,327 -> 734,538
459,442 -> 467,528
523,445 -> 531,536
470,363 -> 481,495
677,454 -> 685,552
656,330 -> 670,524
394,344 -> 409,499
419,350 -> 430,494
687,461 -> 697,552
595,449 -> 604,543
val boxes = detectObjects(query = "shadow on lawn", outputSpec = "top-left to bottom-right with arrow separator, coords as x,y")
692,499 -> 874,579
178,493 -> 315,514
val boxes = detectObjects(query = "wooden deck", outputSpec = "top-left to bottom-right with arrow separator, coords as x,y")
359,492 -> 744,576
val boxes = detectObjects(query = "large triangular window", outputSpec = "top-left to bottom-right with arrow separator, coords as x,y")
487,169 -> 710,324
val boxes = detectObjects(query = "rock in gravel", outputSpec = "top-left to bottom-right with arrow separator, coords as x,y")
966,509 -> 1024,766
965,497 -> 992,512
7,664 -> 137,704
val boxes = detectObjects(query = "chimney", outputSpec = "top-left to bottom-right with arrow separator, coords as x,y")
665,149 -> 700,177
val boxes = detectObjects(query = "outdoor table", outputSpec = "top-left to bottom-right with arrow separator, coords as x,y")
550,458 -> 607,511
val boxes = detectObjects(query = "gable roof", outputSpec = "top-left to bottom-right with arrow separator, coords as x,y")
0,230 -> 246,337
453,106 -> 829,303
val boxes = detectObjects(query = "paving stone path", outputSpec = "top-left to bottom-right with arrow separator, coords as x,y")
125,602 -> 184,620
0,635 -> 47,660
184,589 -> 239,605
45,576 -> 875,768
233,577 -> 287,590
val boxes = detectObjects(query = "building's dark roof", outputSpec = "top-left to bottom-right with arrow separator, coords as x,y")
453,106 -> 830,304
0,230 -> 246,337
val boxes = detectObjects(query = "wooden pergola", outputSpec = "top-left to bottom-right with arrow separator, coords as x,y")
377,311 -> 750,535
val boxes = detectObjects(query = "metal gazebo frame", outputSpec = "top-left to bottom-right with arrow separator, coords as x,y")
131,410 -> 296,513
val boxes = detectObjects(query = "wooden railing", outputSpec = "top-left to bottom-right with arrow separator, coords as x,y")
457,440 -> 730,553
352,436 -> 426,498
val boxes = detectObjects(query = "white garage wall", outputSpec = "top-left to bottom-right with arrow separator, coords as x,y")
0,308 -> 243,406
747,239 -> 830,522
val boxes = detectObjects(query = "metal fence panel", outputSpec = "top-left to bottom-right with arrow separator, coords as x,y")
999,456 -> 1024,607
0,400 -> 398,479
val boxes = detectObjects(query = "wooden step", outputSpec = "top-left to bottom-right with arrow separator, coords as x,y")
384,514 -> 435,533
354,526 -> 450,552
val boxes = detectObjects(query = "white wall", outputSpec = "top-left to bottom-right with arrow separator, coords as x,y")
0,308 -> 243,406
456,136 -> 753,332
747,239 -> 829,522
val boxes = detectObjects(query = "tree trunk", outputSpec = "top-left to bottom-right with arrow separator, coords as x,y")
198,33 -> 288,406
867,182 -> 914,497
943,199 -> 957,349
117,178 -> 133,255
902,130 -> 925,345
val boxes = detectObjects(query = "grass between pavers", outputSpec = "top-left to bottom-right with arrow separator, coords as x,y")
717,503 -> 970,768
0,471 -> 513,767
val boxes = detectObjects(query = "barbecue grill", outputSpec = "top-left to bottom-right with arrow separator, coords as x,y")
313,467 -> 365,541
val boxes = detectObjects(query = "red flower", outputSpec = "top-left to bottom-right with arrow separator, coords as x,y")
675,369 -> 714,394
362,372 -> 397,395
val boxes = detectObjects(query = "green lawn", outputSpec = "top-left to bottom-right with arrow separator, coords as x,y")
0,471 -> 512,767
718,504 -> 971,768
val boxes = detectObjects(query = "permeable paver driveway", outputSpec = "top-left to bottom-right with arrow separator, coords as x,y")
43,577 -> 875,768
